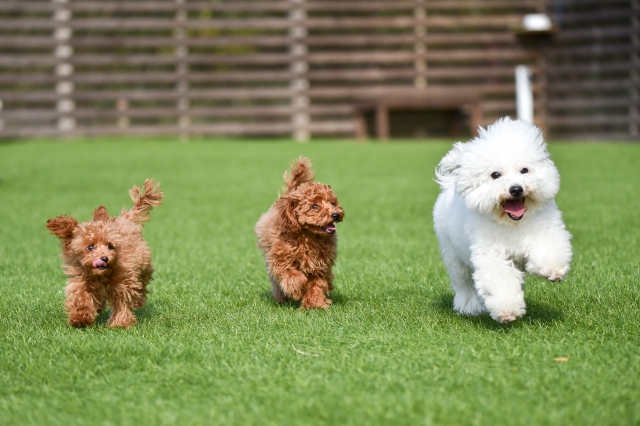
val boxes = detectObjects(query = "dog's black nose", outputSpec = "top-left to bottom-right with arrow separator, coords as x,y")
509,185 -> 524,198
331,213 -> 340,221
100,256 -> 108,263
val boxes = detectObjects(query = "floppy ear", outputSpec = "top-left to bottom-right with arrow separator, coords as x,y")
435,142 -> 466,190
92,205 -> 109,221
277,195 -> 300,232
46,215 -> 78,241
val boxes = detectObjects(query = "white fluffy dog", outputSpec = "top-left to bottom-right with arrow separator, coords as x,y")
433,117 -> 572,323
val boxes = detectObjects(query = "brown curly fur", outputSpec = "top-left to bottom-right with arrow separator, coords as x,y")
46,179 -> 163,328
255,157 -> 345,309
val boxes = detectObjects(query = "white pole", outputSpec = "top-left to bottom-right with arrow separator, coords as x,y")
515,65 -> 534,123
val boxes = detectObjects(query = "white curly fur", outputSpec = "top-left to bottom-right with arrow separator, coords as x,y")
433,117 -> 572,323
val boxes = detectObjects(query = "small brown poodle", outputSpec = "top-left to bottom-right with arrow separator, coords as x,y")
255,157 -> 344,309
46,179 -> 163,328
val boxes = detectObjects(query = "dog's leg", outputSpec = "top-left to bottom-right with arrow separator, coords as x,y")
445,255 -> 485,316
525,227 -> 572,282
65,279 -> 99,327
105,286 -> 136,328
272,268 -> 307,301
301,276 -> 332,310
107,301 -> 136,328
437,235 -> 485,315
269,274 -> 289,303
326,272 -> 334,295
471,252 -> 526,323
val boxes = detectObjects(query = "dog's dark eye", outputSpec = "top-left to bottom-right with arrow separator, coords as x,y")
521,168 -> 529,174
312,204 -> 318,210
491,172 -> 501,179
87,245 -> 94,251
107,243 -> 115,250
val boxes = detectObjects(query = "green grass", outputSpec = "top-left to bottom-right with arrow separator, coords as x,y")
0,138 -> 638,426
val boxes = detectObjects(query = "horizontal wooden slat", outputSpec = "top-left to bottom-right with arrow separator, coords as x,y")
559,8 -> 640,24
547,115 -> 639,126
0,105 -> 354,120
0,32 -> 525,49
0,1 -> 541,13
545,44 -> 640,58
0,65 -> 536,85
545,132 -> 636,141
0,123 -> 296,138
545,61 -> 637,76
307,84 -> 528,98
547,80 -> 639,92
308,120 -> 355,134
547,98 -> 640,109
554,26 -> 640,42
0,84 -> 529,103
0,49 -> 537,68
0,88 -> 294,101
0,15 -> 523,31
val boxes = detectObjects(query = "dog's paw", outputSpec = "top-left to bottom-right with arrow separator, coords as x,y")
544,265 -> 569,282
453,291 -> 486,316
107,310 -> 137,328
301,296 -> 332,310
68,311 -> 96,327
484,296 -> 526,324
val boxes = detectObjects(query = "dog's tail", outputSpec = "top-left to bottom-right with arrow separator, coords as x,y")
122,179 -> 163,224
283,156 -> 314,193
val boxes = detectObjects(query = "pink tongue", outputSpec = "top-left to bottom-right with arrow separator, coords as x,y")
503,199 -> 527,217
92,258 -> 107,268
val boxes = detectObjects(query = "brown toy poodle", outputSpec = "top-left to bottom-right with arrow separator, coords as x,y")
255,157 -> 345,309
46,179 -> 163,328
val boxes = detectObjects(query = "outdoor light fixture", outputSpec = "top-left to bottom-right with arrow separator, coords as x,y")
522,13 -> 553,32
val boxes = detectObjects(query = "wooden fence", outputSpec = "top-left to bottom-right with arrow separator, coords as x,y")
0,0 -> 637,141
544,0 -> 640,140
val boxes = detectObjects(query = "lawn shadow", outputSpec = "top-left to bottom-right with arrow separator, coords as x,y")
92,302 -> 156,326
432,292 -> 564,330
258,289 -> 348,309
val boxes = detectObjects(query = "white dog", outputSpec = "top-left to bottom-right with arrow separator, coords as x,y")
433,117 -> 572,323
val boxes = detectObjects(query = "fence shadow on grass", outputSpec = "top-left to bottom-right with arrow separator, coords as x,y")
432,292 -> 564,331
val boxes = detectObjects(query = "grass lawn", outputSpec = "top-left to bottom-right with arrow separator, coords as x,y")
0,138 -> 638,426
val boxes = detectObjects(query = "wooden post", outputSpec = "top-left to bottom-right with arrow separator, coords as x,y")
631,0 -> 639,137
289,0 -> 310,142
175,0 -> 189,141
52,0 -> 75,134
117,98 -> 129,129
376,104 -> 389,140
414,0 -> 427,88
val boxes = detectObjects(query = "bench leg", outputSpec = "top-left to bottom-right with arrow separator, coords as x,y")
355,112 -> 367,141
376,105 -> 389,140
470,102 -> 482,137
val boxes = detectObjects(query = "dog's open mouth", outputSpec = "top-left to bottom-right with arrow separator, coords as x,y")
92,258 -> 108,270
322,223 -> 336,234
503,198 -> 527,221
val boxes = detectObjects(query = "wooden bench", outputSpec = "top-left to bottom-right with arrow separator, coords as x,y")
353,88 -> 482,140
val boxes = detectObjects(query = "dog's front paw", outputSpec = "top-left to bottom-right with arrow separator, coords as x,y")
301,294 -> 332,310
68,313 -> 95,328
107,310 -> 137,328
484,296 -> 526,324
453,291 -> 486,316
544,265 -> 570,282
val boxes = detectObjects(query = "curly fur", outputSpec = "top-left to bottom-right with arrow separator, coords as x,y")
433,118 -> 572,323
255,157 -> 345,309
46,179 -> 163,328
